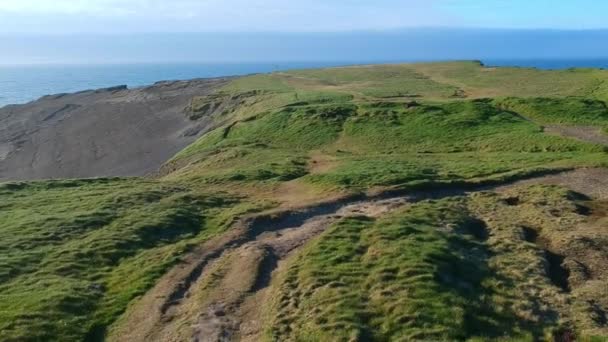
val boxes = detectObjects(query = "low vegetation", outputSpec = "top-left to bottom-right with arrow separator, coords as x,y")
495,97 -> 608,126
170,97 -> 607,190
3,61 -> 608,341
265,186 -> 608,341
0,178 -> 269,341
266,200 -> 517,341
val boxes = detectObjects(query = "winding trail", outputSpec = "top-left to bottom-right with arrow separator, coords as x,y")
108,114 -> 608,341
108,165 -> 608,342
108,184 -> 476,341
495,168 -> 608,200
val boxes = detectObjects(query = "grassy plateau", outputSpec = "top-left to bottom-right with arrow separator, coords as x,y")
3,61 -> 608,341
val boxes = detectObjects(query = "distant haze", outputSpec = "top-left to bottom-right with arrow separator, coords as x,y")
2,30 -> 608,65
1,1 -> 608,33
3,1 -> 608,65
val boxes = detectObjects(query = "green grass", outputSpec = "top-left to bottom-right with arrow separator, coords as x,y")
5,62 -> 608,340
306,152 -> 607,189
221,61 -> 608,101
265,199 -> 541,341
266,186 -> 608,341
0,178 -> 270,341
176,103 -> 356,157
495,97 -> 608,125
167,146 -> 309,183
169,97 -> 608,189
412,61 -> 608,100
285,64 -> 459,98
333,100 -> 604,153
170,62 -> 608,191
468,186 -> 608,341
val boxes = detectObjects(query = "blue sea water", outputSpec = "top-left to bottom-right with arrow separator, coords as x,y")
1,59 -> 608,107
0,62 -> 352,107
483,59 -> 608,70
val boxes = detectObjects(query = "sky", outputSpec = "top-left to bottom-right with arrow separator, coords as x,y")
1,0 -> 608,33
2,1 -> 608,64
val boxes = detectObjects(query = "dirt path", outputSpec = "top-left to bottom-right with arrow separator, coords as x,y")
544,125 -> 608,146
108,168 -> 608,342
191,197 -> 410,342
108,195 -> 413,342
495,168 -> 608,200
108,182 -> 481,342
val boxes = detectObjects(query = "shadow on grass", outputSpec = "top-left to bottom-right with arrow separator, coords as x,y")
437,221 -> 560,340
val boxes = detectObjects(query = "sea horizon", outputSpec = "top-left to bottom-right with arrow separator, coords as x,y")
2,58 -> 608,107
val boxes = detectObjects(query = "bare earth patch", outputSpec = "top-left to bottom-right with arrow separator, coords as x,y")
108,167 -> 608,341
544,125 -> 608,146
272,180 -> 342,209
0,78 -> 230,181
104,161 -> 608,342
108,194 -> 410,342
495,168 -> 608,200
479,179 -> 608,337
308,151 -> 340,175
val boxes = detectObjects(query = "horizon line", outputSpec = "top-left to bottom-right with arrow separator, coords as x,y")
3,58 -> 608,68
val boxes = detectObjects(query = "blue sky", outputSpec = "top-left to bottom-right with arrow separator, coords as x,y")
4,30 -> 608,65
0,0 -> 607,33
2,1 -> 608,64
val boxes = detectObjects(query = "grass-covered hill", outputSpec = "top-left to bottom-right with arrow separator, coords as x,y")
2,61 -> 608,341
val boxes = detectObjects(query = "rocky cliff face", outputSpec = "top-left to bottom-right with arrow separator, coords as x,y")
0,78 -> 231,181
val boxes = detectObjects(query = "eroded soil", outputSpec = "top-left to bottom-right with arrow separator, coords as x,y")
109,121 -> 608,341
495,168 -> 608,200
109,196 -> 410,342
109,167 -> 608,342
545,125 -> 608,147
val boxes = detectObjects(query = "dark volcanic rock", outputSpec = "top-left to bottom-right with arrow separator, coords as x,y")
0,78 -> 232,181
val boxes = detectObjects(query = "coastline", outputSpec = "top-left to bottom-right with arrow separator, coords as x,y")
4,59 -> 608,107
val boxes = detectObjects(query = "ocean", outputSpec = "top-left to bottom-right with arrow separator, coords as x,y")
2,59 -> 608,107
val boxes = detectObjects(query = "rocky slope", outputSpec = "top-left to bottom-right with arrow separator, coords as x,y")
0,78 -> 230,181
